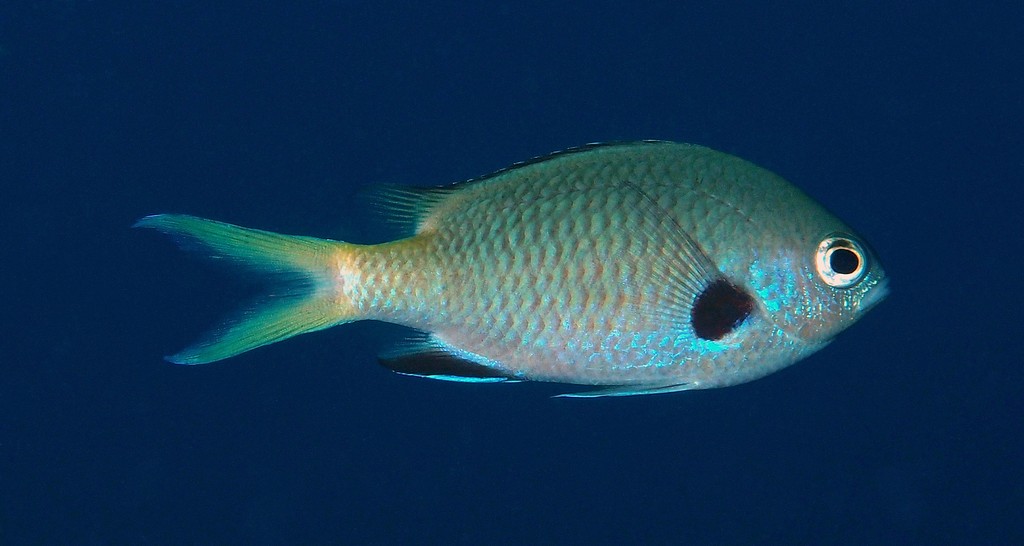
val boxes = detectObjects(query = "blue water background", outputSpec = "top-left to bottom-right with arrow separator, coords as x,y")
2,2 -> 1021,544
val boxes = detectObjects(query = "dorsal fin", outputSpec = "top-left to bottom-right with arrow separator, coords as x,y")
454,140 -> 674,188
369,186 -> 455,237
369,141 -> 677,236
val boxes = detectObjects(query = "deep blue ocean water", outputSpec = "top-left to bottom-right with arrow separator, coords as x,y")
2,2 -> 1021,544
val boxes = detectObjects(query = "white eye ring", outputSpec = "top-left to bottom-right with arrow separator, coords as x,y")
815,235 -> 867,288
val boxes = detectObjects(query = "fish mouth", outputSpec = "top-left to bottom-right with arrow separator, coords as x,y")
857,277 -> 889,314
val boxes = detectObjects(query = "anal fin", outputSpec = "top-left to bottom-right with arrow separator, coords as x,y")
554,383 -> 694,398
378,338 -> 516,383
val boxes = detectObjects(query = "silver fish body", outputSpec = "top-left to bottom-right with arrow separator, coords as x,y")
137,141 -> 887,396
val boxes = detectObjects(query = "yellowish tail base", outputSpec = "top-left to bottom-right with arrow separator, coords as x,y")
134,214 -> 357,364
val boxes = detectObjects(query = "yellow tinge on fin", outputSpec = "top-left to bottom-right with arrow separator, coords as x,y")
134,214 -> 359,364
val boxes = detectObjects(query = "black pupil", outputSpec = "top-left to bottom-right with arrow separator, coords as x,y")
829,247 -> 860,275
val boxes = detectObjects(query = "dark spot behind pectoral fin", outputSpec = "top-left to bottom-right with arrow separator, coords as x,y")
691,279 -> 755,341
378,340 -> 516,383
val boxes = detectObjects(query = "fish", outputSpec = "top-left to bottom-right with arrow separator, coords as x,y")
136,141 -> 888,397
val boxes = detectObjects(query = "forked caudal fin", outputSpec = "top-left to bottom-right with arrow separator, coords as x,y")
134,214 -> 359,364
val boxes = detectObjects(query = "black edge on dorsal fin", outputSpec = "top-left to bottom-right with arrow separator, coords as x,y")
378,338 -> 516,383
367,141 -> 677,237
454,140 -> 675,189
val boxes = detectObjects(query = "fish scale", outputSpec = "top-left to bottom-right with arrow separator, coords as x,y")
364,183 -> 716,383
136,141 -> 887,396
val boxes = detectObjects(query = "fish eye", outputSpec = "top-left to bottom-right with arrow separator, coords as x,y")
815,235 -> 867,288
